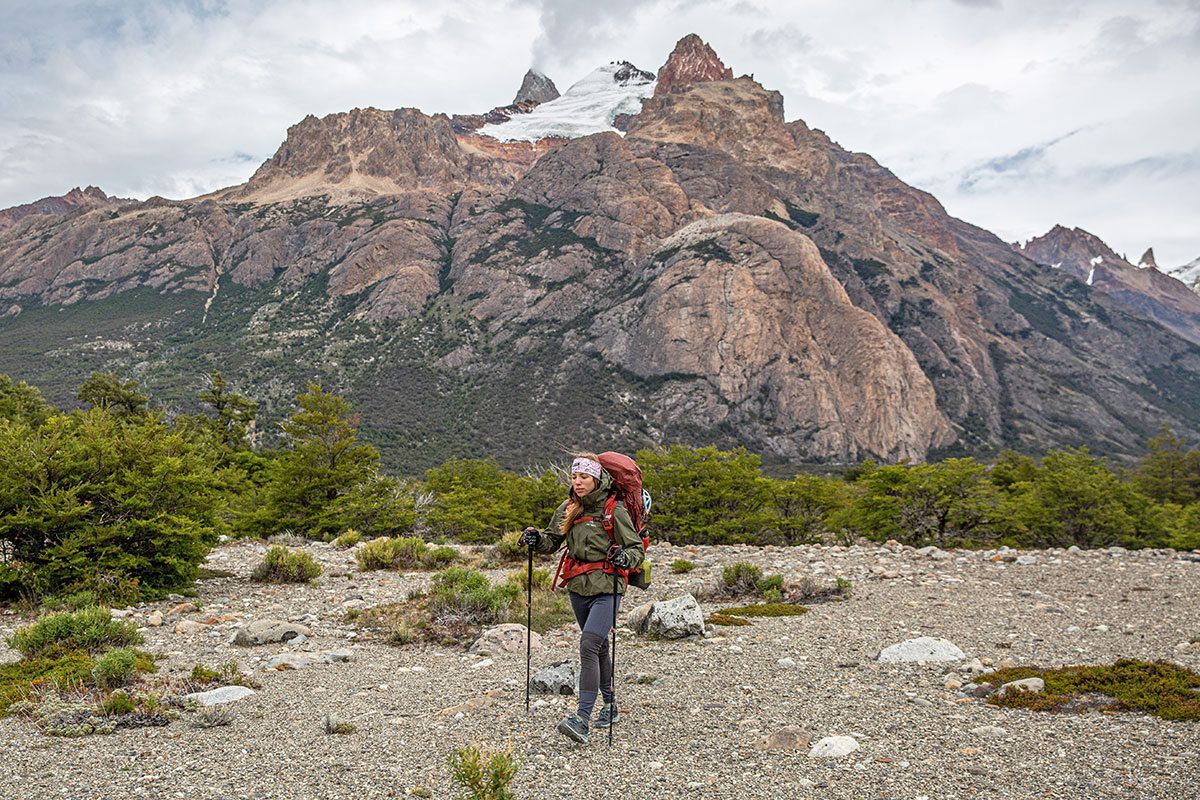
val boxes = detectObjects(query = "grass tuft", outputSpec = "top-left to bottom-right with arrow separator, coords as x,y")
251,546 -> 322,583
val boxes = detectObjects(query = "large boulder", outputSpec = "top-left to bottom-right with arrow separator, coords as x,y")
629,594 -> 705,639
233,619 -> 312,647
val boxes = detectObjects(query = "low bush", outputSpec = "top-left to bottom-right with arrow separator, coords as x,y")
671,559 -> 696,573
504,569 -> 573,633
333,529 -> 362,549
429,568 -> 519,627
92,647 -> 139,689
494,530 -> 527,563
447,742 -> 519,800
718,562 -> 783,598
786,576 -> 852,604
250,546 -> 322,583
8,607 -> 143,659
355,536 -> 428,571
99,689 -> 136,716
422,545 -> 460,569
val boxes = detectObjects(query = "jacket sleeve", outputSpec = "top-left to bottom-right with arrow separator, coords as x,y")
611,504 -> 644,570
536,500 -> 568,555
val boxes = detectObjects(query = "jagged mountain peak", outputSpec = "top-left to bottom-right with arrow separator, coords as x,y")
1138,247 -> 1157,269
654,33 -> 734,96
0,185 -> 129,233
513,69 -> 559,105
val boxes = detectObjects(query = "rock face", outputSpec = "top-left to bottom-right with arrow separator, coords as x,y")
513,69 -> 559,105
654,34 -> 733,96
1017,225 -> 1200,345
3,34 -> 1200,468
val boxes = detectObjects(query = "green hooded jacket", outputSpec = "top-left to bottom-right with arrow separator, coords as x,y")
535,467 -> 645,597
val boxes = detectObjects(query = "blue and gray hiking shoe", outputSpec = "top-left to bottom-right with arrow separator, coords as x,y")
593,703 -> 619,728
557,713 -> 589,744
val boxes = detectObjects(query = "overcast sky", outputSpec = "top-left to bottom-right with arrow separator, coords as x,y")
2,0 -> 1197,265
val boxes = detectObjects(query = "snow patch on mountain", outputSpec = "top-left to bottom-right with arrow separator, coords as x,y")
480,61 -> 655,142
1163,256 -> 1200,291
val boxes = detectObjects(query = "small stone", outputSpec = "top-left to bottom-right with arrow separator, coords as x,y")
808,735 -> 860,759
146,612 -> 164,627
1015,555 -> 1037,565
755,726 -> 812,751
469,658 -> 494,670
173,620 -> 206,635
167,602 -> 197,617
999,677 -> 1044,695
971,725 -> 1008,738
778,657 -> 796,668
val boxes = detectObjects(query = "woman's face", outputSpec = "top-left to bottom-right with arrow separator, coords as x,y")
571,472 -> 599,497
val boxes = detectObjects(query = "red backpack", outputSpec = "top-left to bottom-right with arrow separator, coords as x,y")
553,451 -> 652,590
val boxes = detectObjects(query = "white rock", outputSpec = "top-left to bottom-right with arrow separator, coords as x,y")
877,637 -> 965,663
808,735 -> 860,759
778,657 -> 796,667
183,686 -> 255,706
1015,555 -> 1038,565
999,677 -> 1045,695
469,658 -> 494,670
971,725 -> 1009,738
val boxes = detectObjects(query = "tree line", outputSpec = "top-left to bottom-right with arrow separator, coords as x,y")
0,372 -> 1197,605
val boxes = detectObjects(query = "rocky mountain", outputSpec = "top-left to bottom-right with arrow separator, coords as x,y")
2,34 -> 1199,471
654,33 -> 734,96
1016,226 -> 1200,345
0,186 -> 130,233
512,69 -> 559,105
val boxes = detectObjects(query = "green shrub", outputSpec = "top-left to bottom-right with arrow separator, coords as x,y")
786,576 -> 852,603
355,536 -> 429,571
447,742 -> 519,800
671,559 -> 696,573
494,530 -> 527,563
424,459 -> 560,543
719,562 -> 783,598
637,445 -> 774,545
0,407 -> 222,602
8,607 -> 143,659
251,546 -> 322,583
333,529 -> 362,549
92,647 -> 138,689
0,651 -> 95,714
506,567 -> 552,593
429,568 -> 519,627
422,545 -> 460,569
99,689 -> 136,716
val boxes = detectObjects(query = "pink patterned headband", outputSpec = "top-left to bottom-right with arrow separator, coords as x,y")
571,457 -> 602,480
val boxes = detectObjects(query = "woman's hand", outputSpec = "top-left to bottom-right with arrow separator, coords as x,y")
607,544 -> 629,569
520,527 -> 540,547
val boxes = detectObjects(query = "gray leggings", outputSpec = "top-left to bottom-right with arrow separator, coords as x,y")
569,591 -> 621,696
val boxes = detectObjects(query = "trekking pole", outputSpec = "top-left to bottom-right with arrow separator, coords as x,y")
525,535 -> 534,712
610,564 -> 618,747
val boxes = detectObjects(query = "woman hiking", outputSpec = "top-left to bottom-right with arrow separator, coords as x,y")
521,452 -> 645,744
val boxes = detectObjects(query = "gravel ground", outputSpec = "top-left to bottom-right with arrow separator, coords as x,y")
2,539 -> 1198,800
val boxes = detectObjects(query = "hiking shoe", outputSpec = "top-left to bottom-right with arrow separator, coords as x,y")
593,703 -> 619,728
557,713 -> 589,744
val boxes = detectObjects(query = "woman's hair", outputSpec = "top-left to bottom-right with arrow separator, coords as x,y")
560,451 -> 601,538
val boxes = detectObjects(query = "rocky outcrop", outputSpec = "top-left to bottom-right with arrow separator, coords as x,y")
654,34 -> 733,96
0,186 -> 130,232
512,69 -> 559,105
1138,248 -> 1157,269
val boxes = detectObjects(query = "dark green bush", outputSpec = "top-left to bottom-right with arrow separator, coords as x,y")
423,459 -> 560,543
671,559 -> 696,573
251,546 -> 322,583
0,407 -> 222,601
719,562 -> 783,598
637,445 -> 773,545
8,607 -> 143,659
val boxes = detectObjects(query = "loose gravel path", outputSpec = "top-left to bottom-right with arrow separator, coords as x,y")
2,540 -> 1198,800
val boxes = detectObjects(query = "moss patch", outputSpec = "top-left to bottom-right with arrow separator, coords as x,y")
986,659 -> 1200,721
705,614 -> 752,627
717,602 -> 809,618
